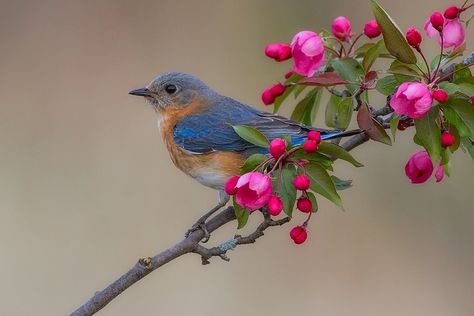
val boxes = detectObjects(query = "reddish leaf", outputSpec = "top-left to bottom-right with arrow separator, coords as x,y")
364,71 -> 378,88
357,103 -> 392,145
296,72 -> 348,87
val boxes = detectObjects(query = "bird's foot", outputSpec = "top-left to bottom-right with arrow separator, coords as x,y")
185,221 -> 211,243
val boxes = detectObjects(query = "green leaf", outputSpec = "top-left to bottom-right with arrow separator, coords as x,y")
390,114 -> 400,141
376,75 -> 398,95
306,163 -> 343,208
362,39 -> 385,72
370,0 -> 417,64
331,57 -> 364,94
330,175 -> 353,191
388,60 -> 422,77
354,43 -> 375,58
438,81 -> 461,95
356,103 -> 392,145
291,149 -> 335,170
414,107 -> 441,163
231,125 -> 269,147
452,64 -> 473,84
325,94 -> 353,130
240,153 -> 267,173
461,137 -> 474,160
279,165 -> 297,216
282,135 -> 294,150
293,85 -> 306,98
291,88 -> 322,125
273,85 -> 295,113
318,141 -> 364,167
458,83 -> 474,96
443,98 -> 474,137
233,197 -> 250,229
306,191 -> 319,213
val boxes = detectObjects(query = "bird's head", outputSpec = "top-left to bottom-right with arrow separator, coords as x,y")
129,72 -> 215,110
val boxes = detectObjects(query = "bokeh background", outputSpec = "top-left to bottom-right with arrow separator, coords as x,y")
1,0 -> 473,315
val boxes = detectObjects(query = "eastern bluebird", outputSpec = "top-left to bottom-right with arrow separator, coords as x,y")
130,72 -> 361,239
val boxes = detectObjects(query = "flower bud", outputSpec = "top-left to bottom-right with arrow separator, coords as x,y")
270,83 -> 286,98
444,6 -> 460,19
284,71 -> 294,79
406,27 -> 422,48
332,16 -> 352,41
297,197 -> 312,213
303,140 -> 318,153
290,226 -> 308,244
430,12 -> 444,31
293,175 -> 310,191
307,131 -> 321,144
225,176 -> 240,195
441,131 -> 455,147
364,19 -> 381,39
268,195 -> 284,216
269,138 -> 287,159
261,88 -> 275,105
264,43 -> 292,62
432,89 -> 448,103
471,96 -> 474,104
397,121 -> 408,131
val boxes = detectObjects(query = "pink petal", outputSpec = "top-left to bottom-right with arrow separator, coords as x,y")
435,162 -> 444,182
442,19 -> 465,48
424,18 -> 439,38
301,36 -> 324,57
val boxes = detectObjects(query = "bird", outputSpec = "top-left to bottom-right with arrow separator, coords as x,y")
130,72 -> 361,240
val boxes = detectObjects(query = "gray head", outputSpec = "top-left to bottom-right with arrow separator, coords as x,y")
129,72 -> 217,109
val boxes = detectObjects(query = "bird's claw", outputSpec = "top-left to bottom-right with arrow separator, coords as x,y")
185,222 -> 211,243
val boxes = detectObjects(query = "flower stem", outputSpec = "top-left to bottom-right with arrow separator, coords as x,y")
432,33 -> 444,82
435,62 -> 474,84
325,46 -> 340,58
416,47 -> 432,83
347,33 -> 363,56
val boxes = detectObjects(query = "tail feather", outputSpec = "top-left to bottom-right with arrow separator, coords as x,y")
320,129 -> 364,140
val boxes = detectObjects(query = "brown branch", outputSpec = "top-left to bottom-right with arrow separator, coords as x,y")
70,55 -> 471,315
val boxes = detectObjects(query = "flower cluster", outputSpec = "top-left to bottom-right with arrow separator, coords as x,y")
231,0 -> 473,245
226,131 -> 326,244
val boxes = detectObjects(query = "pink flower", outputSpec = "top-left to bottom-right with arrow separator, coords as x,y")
430,12 -> 445,31
405,151 -> 434,184
264,43 -> 292,62
364,19 -> 381,39
235,172 -> 272,210
390,82 -> 433,119
332,16 -> 352,41
225,176 -> 240,195
424,17 -> 465,48
442,19 -> 465,48
406,27 -> 423,48
270,138 -> 287,159
290,31 -> 325,77
268,195 -> 283,216
405,150 -> 444,184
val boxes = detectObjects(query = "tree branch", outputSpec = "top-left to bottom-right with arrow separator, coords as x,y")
70,55 -> 470,315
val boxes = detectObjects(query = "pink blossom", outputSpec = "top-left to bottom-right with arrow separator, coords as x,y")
442,19 -> 465,48
405,151 -> 434,184
424,17 -> 465,48
364,19 -> 381,39
331,16 -> 352,41
290,31 -> 325,77
405,150 -> 444,184
390,82 -> 433,119
235,172 -> 272,210
264,43 -> 292,62
268,195 -> 283,216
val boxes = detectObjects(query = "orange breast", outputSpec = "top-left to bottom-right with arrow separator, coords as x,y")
157,101 -> 245,189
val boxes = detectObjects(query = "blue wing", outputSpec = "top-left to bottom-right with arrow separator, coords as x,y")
173,96 -> 357,156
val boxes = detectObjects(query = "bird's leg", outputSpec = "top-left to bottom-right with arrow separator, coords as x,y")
185,191 -> 230,243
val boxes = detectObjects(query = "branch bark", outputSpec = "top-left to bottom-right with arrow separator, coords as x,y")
70,55 -> 471,315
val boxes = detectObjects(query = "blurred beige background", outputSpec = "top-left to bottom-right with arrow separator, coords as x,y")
1,0 -> 473,315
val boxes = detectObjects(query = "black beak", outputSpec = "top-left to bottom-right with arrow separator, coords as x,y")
129,87 -> 153,97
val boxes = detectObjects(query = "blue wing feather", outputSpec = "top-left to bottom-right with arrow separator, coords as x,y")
173,96 -> 355,156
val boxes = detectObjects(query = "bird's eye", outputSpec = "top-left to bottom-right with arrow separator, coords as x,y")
164,84 -> 177,94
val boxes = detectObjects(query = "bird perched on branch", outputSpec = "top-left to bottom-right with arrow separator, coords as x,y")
130,72 -> 361,240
